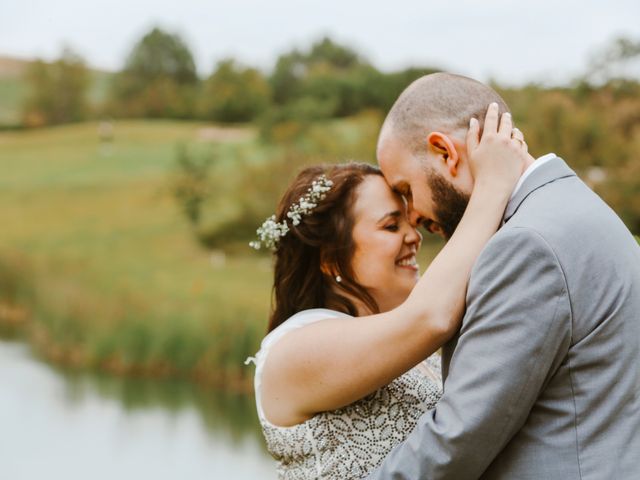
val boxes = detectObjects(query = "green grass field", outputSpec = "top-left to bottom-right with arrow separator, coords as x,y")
0,120 -> 273,388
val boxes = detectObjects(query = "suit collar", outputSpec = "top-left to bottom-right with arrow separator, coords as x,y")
503,156 -> 576,223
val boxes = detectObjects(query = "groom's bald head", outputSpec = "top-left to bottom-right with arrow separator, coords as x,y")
379,72 -> 509,153
377,73 -> 511,238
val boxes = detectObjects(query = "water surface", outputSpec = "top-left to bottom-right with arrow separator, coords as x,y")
0,339 -> 276,480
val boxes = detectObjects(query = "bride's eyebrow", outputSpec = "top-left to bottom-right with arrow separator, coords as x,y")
377,211 -> 401,223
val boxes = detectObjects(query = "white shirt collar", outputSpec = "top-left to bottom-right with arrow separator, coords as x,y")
510,153 -> 557,201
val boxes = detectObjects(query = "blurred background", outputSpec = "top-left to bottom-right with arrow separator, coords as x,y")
0,1 -> 639,478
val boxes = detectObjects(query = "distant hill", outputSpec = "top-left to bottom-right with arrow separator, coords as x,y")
0,54 -> 113,126
0,55 -> 30,77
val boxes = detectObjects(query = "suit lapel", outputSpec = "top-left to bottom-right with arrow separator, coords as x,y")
503,157 -> 576,224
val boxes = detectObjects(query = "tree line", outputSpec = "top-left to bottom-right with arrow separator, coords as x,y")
21,27 -> 438,126
19,28 -> 640,234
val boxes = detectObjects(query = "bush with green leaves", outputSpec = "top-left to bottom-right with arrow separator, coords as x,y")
22,47 -> 90,126
200,59 -> 270,123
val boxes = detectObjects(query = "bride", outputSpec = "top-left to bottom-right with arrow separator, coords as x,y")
247,107 -> 528,479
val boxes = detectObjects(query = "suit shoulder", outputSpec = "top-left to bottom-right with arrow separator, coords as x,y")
485,224 -> 558,259
473,225 -> 566,285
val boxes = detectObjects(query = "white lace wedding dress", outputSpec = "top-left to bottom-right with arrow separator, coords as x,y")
248,308 -> 443,479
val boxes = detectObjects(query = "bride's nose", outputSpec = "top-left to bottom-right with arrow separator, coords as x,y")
404,225 -> 422,246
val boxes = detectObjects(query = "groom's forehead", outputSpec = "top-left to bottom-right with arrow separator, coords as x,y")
378,140 -> 414,181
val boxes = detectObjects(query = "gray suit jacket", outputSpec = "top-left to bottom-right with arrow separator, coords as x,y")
368,157 -> 640,479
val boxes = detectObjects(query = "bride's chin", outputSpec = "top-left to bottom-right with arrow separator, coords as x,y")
398,270 -> 420,285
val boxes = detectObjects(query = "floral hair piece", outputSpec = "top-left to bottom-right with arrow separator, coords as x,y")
250,175 -> 334,250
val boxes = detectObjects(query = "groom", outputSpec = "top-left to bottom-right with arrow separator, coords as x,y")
368,73 -> 640,479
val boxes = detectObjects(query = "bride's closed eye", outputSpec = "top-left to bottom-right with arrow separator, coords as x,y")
384,224 -> 400,232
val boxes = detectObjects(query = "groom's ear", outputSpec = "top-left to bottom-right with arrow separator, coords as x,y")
426,132 -> 460,177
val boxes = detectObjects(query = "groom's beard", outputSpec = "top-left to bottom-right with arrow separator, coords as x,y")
427,170 -> 470,240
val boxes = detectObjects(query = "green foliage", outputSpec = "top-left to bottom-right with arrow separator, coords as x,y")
263,37 -> 440,137
358,67 -> 440,112
595,160 -> 640,235
497,76 -> 640,233
22,47 -> 90,126
170,143 -> 214,226
171,146 -> 301,249
123,27 -> 197,84
270,37 -> 365,105
172,112 -> 383,249
0,121 -> 268,387
269,37 -> 371,117
110,27 -> 198,118
0,78 -> 27,126
200,59 -> 270,122
0,252 -> 34,309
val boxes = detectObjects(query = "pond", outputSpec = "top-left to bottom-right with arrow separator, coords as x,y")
0,338 -> 276,479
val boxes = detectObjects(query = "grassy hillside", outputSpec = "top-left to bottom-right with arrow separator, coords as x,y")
0,120 -> 271,389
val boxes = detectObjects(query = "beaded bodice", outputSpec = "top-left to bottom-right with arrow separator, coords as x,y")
250,309 -> 442,480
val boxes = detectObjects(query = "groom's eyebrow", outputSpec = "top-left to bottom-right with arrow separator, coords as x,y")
378,211 -> 401,223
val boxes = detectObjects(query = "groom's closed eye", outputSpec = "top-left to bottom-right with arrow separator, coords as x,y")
422,220 -> 444,236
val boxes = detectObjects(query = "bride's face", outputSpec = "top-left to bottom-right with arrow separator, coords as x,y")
350,175 -> 422,313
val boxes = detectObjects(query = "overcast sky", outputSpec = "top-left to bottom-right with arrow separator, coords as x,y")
1,0 -> 639,85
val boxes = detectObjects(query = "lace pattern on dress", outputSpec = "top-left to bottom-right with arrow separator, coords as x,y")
251,309 -> 443,480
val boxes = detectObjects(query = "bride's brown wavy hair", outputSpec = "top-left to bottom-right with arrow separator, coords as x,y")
268,162 -> 382,332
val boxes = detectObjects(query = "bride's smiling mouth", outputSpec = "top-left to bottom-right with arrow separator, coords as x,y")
395,252 -> 419,271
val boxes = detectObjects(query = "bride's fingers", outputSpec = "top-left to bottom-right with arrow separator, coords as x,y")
466,117 -> 480,152
498,112 -> 513,137
511,127 -> 528,152
511,127 -> 524,142
483,102 -> 500,134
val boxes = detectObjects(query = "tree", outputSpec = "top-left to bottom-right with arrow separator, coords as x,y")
200,59 -> 270,122
170,144 -> 212,227
269,36 -> 370,114
270,49 -> 306,105
22,47 -> 89,126
268,37 -> 439,120
110,27 -> 198,118
360,66 -> 440,112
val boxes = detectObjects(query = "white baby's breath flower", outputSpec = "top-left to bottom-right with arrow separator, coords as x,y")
249,175 -> 334,250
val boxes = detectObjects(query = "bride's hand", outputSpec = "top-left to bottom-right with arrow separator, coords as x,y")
466,102 -> 528,195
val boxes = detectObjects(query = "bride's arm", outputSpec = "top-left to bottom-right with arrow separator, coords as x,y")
262,104 -> 526,426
